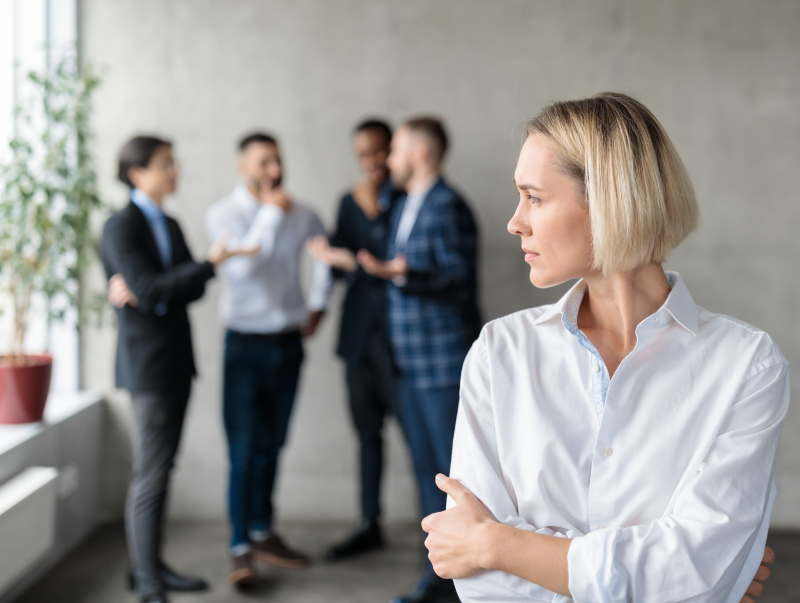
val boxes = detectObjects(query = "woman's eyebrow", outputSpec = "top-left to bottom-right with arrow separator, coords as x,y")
513,178 -> 543,191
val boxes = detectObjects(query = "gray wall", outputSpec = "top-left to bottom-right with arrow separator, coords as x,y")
81,0 -> 800,526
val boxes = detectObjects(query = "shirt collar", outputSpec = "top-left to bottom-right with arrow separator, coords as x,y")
130,188 -> 165,220
533,270 -> 698,336
235,183 -> 260,206
405,176 -> 439,205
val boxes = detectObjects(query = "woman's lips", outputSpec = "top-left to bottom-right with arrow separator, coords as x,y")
523,248 -> 540,262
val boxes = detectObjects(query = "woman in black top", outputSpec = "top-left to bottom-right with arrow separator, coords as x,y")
308,119 -> 400,559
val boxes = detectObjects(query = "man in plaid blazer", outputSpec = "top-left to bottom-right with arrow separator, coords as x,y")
360,117 -> 481,603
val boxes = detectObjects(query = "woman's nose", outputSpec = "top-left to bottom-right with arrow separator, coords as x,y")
507,203 -> 529,236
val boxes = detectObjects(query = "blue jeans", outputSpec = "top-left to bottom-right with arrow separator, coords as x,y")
223,330 -> 303,549
398,378 -> 460,525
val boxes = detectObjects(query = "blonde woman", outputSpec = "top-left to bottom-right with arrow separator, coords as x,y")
421,93 -> 786,603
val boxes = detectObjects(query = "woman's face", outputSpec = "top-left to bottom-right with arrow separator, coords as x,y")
508,134 -> 593,288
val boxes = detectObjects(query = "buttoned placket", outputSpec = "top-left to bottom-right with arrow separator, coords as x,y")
561,287 -> 672,533
584,309 -> 668,532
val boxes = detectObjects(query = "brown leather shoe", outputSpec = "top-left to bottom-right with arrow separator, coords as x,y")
228,553 -> 258,586
251,533 -> 310,569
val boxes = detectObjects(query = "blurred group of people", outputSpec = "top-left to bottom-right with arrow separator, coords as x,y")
101,115 -> 479,603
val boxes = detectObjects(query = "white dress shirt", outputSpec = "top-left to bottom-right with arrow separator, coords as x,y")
450,272 -> 789,603
205,184 -> 331,333
394,178 -> 437,251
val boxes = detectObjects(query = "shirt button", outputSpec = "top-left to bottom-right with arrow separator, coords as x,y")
592,365 -> 600,373
597,525 -> 607,530
601,447 -> 613,457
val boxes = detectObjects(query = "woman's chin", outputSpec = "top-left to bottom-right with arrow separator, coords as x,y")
528,267 -> 569,290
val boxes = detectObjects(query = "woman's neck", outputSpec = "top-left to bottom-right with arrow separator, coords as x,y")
578,264 -> 671,376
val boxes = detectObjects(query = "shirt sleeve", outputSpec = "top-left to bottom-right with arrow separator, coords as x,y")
451,335 -> 583,603
205,200 -> 285,280
567,359 -> 790,603
306,210 -> 332,312
101,214 -> 215,315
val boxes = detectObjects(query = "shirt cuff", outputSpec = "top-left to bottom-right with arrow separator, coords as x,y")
567,527 -> 621,602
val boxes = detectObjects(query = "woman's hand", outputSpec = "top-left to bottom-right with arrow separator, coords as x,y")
741,546 -> 774,603
422,474 -> 497,579
306,235 -> 357,272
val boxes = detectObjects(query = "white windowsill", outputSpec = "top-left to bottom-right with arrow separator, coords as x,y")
0,392 -> 103,457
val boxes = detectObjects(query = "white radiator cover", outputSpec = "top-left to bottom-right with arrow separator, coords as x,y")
0,467 -> 59,595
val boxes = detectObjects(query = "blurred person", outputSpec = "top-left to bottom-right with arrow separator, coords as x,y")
307,119 -> 399,560
421,94 -> 782,603
101,136 -> 256,603
359,117 -> 481,603
205,132 -> 331,587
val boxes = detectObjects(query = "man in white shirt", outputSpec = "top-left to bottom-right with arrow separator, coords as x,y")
205,133 -> 331,586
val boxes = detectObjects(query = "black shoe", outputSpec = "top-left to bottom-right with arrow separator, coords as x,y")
391,572 -> 459,603
128,562 -> 209,593
141,595 -> 169,603
324,519 -> 384,560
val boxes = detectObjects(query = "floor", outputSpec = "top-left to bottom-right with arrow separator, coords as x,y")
16,521 -> 425,603
13,522 -> 800,603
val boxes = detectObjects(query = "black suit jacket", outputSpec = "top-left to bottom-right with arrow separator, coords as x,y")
329,191 -> 396,365
100,201 -> 215,393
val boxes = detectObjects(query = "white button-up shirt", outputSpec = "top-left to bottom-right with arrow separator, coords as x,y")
205,184 -> 331,333
450,272 -> 789,603
393,178 -> 437,252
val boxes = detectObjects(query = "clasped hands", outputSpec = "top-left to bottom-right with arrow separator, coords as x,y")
422,475 -> 773,603
306,235 -> 407,280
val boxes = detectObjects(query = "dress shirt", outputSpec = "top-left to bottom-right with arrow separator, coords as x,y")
393,178 -> 437,252
205,184 -> 332,333
131,188 -> 171,315
131,188 -> 172,268
450,271 -> 789,603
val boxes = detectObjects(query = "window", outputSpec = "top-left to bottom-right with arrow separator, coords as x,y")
1,0 -> 78,393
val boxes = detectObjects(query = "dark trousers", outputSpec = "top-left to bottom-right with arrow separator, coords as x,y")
397,379 -> 460,572
126,378 -> 192,598
345,327 -> 398,523
223,329 -> 303,550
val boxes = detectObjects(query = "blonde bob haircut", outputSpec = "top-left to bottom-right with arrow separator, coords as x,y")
526,92 -> 699,275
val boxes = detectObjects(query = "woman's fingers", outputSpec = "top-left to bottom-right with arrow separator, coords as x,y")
421,512 -> 439,533
745,580 -> 764,597
435,474 -> 471,501
762,546 -> 775,565
753,564 -> 770,582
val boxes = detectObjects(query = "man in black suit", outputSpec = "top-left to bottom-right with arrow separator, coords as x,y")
101,136 -> 255,603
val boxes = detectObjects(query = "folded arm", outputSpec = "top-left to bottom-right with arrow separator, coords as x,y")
102,217 -> 215,314
427,338 -> 788,603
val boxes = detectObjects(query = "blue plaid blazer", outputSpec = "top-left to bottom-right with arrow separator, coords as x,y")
387,178 -> 482,389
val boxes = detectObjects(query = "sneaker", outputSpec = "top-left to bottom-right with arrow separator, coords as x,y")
325,519 -> 384,560
228,552 -> 258,587
251,533 -> 311,569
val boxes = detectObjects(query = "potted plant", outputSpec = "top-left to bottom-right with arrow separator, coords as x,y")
0,51 -> 103,424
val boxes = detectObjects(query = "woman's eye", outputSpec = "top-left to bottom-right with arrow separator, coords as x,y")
528,195 -> 540,204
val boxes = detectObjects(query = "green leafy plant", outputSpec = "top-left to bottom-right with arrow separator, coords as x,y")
0,50 -> 104,363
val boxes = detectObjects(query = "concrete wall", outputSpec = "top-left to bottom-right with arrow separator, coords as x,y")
80,0 -> 800,526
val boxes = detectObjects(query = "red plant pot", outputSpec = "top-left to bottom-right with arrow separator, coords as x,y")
0,354 -> 53,424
